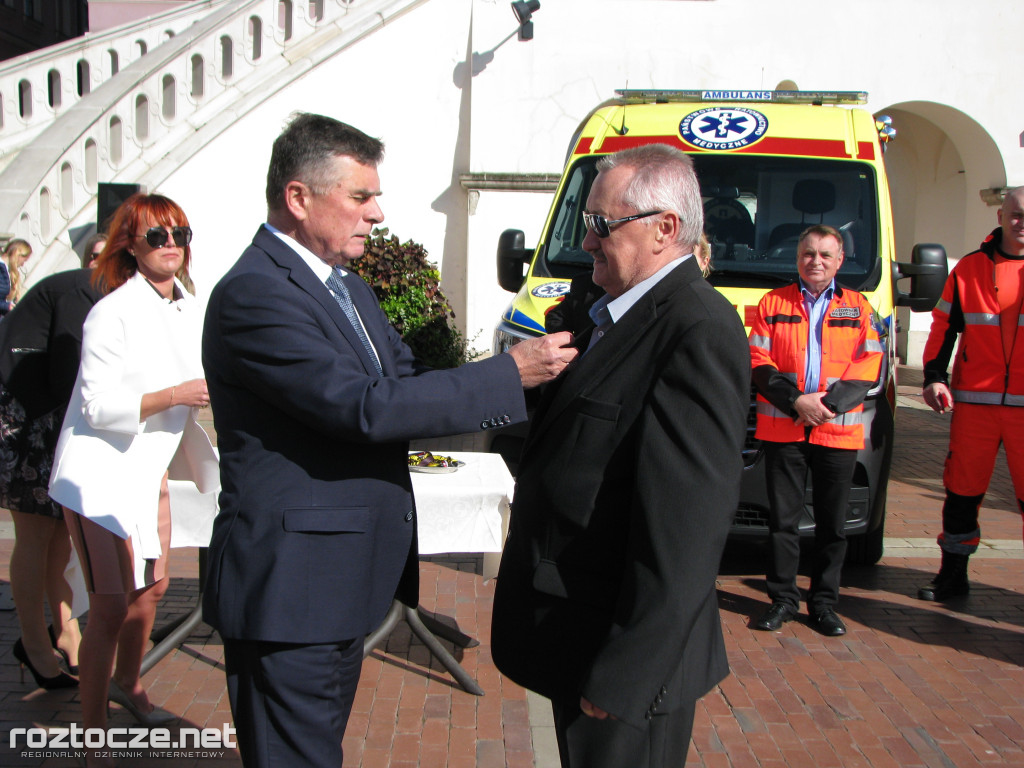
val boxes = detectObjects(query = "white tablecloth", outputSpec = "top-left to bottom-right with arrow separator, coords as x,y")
410,451 -> 514,578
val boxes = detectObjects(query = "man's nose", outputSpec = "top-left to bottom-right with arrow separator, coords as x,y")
367,198 -> 384,224
582,227 -> 600,253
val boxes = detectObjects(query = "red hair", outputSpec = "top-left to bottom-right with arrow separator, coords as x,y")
92,194 -> 192,294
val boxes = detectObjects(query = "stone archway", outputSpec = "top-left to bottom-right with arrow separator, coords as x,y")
879,102 -> 1006,365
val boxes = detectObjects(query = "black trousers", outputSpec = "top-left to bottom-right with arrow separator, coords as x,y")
551,697 -> 696,768
764,440 -> 857,613
224,636 -> 362,768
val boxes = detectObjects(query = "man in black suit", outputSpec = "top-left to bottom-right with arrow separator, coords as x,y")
491,144 -> 750,768
202,113 -> 577,768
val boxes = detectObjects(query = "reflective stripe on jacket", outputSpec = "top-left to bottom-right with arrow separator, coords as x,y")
749,283 -> 883,448
922,228 -> 1024,406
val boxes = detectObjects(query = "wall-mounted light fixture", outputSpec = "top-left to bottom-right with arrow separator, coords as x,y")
511,1 -> 540,41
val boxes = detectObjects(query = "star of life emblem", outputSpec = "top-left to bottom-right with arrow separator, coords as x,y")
679,107 -> 768,150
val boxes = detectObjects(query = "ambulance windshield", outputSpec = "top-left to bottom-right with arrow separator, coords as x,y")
539,154 -> 881,292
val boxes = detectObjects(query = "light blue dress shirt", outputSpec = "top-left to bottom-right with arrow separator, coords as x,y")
800,278 -> 836,394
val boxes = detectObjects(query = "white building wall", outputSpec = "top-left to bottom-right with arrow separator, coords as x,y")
36,0 -> 1021,356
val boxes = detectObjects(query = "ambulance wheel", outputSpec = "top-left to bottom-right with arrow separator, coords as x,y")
846,516 -> 885,566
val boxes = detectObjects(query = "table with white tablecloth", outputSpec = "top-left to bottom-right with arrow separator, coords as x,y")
410,450 -> 514,579
363,450 -> 515,695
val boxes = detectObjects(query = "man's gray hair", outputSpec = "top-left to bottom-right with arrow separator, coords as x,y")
596,144 -> 703,249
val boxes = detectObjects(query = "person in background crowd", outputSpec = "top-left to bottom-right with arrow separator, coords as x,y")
749,224 -> 883,637
492,144 -> 750,768
48,194 -> 219,768
81,234 -> 107,269
918,186 -> 1024,601
0,264 -> 104,689
1,238 -> 33,316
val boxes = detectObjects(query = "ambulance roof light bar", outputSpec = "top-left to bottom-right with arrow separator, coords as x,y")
615,89 -> 868,106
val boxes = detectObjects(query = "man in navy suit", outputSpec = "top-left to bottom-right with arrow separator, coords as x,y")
202,113 -> 576,768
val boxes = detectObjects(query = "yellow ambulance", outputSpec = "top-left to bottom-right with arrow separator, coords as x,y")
492,89 -> 946,565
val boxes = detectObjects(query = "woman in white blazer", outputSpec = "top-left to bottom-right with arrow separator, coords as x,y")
49,194 -> 218,765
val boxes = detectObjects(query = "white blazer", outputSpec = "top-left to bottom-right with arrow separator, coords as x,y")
50,272 -> 219,577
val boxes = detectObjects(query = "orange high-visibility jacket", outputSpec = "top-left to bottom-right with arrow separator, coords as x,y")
922,228 -> 1024,406
749,283 -> 883,449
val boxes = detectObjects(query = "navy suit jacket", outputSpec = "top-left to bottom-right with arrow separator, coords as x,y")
202,227 -> 527,643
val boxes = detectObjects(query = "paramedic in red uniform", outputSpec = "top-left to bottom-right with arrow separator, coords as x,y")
749,224 -> 883,636
918,186 -> 1024,601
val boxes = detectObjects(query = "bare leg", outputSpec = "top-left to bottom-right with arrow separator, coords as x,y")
45,518 -> 81,669
111,474 -> 171,713
78,590 -> 128,768
10,510 -> 64,677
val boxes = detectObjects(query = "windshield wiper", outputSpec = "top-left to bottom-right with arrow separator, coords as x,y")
708,270 -> 794,285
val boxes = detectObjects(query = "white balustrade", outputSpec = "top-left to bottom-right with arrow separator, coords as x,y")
0,0 -> 405,283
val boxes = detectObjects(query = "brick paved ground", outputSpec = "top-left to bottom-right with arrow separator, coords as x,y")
0,366 -> 1021,767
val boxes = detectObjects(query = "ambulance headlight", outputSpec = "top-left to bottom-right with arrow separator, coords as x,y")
493,322 -> 536,355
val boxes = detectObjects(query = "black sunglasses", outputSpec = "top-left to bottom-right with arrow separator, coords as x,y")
582,210 -> 663,238
134,226 -> 192,248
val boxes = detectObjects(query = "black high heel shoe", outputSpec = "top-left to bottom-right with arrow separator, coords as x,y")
12,638 -> 78,690
47,624 -> 79,675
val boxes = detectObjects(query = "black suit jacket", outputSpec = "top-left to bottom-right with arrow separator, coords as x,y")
0,268 -> 102,417
491,257 -> 750,728
202,227 -> 527,643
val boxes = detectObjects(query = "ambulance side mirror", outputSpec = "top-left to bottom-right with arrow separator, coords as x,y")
497,229 -> 533,293
894,244 -> 948,312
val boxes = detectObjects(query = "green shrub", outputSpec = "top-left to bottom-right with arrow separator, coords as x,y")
351,228 -> 475,369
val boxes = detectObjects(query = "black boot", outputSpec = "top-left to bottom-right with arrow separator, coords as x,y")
917,551 -> 970,601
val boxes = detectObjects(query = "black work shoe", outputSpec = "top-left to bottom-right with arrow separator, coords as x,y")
809,608 -> 847,637
918,578 -> 970,601
754,602 -> 797,631
917,551 -> 970,601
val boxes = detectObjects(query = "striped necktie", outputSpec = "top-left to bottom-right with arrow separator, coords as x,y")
326,269 -> 384,377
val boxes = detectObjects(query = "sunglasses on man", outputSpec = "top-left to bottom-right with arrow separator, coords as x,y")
134,226 -> 193,248
582,210 -> 663,238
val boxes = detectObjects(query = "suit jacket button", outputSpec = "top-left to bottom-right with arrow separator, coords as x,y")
644,711 -> 653,720
660,686 -> 667,695
405,510 -> 414,522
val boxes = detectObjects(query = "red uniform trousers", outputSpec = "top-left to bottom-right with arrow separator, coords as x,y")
940,402 -> 1024,553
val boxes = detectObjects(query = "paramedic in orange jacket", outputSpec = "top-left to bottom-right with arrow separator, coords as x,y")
749,225 -> 883,636
918,186 -> 1024,602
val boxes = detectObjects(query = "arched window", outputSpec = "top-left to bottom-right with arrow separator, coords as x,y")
109,49 -> 119,76
60,162 -> 74,216
48,69 -> 61,109
77,59 -> 91,96
309,0 -> 323,22
109,116 -> 123,164
220,36 -> 233,79
162,74 -> 175,119
136,40 -> 148,58
135,94 -> 149,140
249,16 -> 263,60
18,79 -> 32,119
190,55 -> 205,98
39,188 -> 52,240
278,0 -> 293,41
84,139 -> 97,189
164,30 -> 175,40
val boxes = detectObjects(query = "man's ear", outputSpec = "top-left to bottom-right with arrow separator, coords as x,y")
283,180 -> 311,222
653,211 -> 681,250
